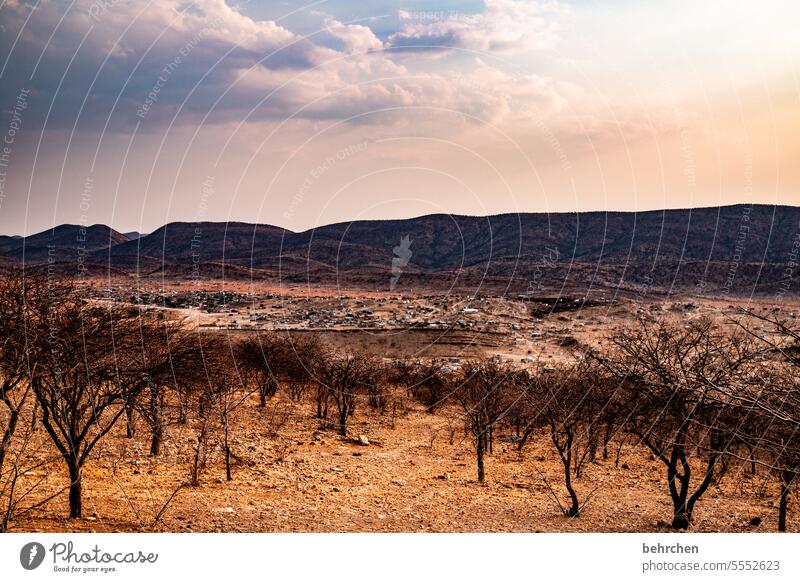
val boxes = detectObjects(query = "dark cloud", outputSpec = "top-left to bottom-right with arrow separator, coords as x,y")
0,0 -> 337,130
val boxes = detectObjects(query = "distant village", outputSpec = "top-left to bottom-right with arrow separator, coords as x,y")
83,283 -> 772,366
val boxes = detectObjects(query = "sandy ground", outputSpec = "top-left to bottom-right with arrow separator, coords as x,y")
9,394 -> 794,534
7,285 -> 797,533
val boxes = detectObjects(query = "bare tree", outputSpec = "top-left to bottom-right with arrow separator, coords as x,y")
732,310 -> 800,531
522,361 -> 608,517
133,320 -> 205,456
200,338 -> 255,481
314,350 -> 377,437
753,376 -> 800,533
600,317 -> 761,529
189,413 -> 210,487
452,359 -> 518,483
391,359 -> 451,412
28,286 -> 157,518
236,333 -> 284,407
282,334 -> 323,403
0,272 -> 45,474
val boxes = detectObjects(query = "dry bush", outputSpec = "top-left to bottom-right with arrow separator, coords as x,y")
236,333 -> 282,407
313,349 -> 379,437
390,359 -> 452,412
598,316 -> 762,529
519,360 -> 610,517
200,338 -> 256,482
28,286 -> 162,518
731,309 -> 800,531
452,359 -> 520,483
262,398 -> 293,439
0,404 -> 64,532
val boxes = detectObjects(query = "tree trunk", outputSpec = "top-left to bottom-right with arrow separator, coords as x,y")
178,387 -> 188,424
149,387 -> 163,456
671,509 -> 690,530
517,425 -> 535,452
223,412 -> 232,481
476,437 -> 485,483
779,470 -> 794,533
667,446 -> 691,530
150,423 -> 163,456
198,393 -> 208,418
268,377 -> 277,398
67,459 -> 82,519
258,375 -> 277,407
562,432 -> 580,517
124,402 -> 135,438
191,420 -> 207,487
338,407 -> 348,437
316,387 -> 328,419
746,443 -> 756,475
0,408 -> 20,474
564,477 -> 580,516
685,454 -> 718,524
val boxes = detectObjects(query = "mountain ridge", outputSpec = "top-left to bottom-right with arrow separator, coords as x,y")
3,204 -> 798,295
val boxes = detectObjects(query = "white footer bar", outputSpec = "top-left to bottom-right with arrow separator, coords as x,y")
1,533 -> 797,581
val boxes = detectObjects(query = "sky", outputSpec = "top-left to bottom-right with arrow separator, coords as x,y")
0,0 -> 798,236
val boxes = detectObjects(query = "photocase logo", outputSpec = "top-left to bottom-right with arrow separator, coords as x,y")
20,542 -> 46,570
390,235 -> 413,291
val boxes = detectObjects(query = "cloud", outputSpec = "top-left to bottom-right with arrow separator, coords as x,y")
0,0 -> 579,133
322,17 -> 383,54
0,0 -> 329,129
388,0 -> 565,54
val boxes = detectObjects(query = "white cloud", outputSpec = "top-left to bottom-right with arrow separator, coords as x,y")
0,0 -> 579,132
322,17 -> 383,54
388,0 -> 566,54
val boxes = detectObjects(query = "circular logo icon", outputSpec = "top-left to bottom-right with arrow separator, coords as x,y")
20,542 -> 46,570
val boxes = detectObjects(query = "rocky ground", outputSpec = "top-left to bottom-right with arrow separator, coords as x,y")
10,394 -> 794,533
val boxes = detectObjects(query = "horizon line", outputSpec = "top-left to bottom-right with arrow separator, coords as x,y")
4,201 -> 797,240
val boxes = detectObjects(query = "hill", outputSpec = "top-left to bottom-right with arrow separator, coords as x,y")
2,204 -> 799,296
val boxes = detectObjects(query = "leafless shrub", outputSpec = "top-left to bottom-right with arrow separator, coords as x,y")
1,406 -> 64,532
598,317 -> 762,529
200,338 -> 256,482
452,359 -> 520,483
391,359 -> 451,412
520,360 -> 609,517
0,271 -> 48,474
131,321 -> 206,457
262,398 -> 293,439
730,309 -> 800,531
236,333 -> 282,407
189,416 -> 210,487
283,334 -> 323,403
313,349 -> 378,437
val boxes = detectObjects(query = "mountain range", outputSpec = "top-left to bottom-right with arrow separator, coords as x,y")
2,204 -> 799,297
